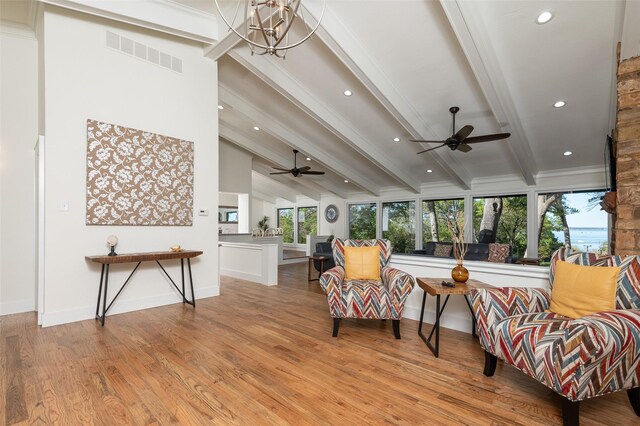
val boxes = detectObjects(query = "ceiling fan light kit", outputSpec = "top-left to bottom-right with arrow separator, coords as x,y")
214,0 -> 326,58
409,106 -> 511,154
270,149 -> 325,177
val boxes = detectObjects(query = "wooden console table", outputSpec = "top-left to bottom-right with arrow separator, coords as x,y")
86,250 -> 203,326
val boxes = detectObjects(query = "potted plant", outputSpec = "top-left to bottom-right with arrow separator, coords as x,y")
258,216 -> 269,231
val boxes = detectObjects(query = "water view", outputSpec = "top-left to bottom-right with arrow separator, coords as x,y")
552,227 -> 608,253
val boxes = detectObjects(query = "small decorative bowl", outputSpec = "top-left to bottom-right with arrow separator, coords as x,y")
170,245 -> 182,252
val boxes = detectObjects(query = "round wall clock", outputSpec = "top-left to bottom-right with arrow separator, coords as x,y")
325,204 -> 339,223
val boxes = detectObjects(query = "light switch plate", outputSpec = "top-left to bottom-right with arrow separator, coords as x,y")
198,209 -> 209,216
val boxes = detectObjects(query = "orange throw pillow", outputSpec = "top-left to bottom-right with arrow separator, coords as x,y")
549,261 -> 620,319
344,246 -> 381,281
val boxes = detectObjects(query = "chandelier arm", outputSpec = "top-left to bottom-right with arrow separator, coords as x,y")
271,0 -> 301,49
275,1 -> 326,50
214,0 -> 270,49
254,8 -> 274,48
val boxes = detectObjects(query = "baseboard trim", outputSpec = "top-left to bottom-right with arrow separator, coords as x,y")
41,286 -> 219,327
0,299 -> 36,316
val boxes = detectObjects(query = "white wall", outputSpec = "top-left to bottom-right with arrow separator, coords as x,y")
0,25 -> 39,315
251,197 -> 275,230
40,8 -> 219,326
219,139 -> 252,193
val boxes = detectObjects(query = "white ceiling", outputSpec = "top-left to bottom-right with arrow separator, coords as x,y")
5,0 -> 625,201
207,0 -> 625,200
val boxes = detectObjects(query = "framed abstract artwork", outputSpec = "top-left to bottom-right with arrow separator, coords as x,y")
86,119 -> 194,226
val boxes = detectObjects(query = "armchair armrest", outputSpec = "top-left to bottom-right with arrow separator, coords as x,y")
471,287 -> 551,354
538,309 -> 640,400
381,266 -> 415,318
319,266 -> 344,295
319,266 -> 345,318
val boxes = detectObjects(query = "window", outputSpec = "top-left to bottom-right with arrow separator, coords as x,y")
382,201 -> 416,254
277,208 -> 294,243
348,203 -> 377,239
473,195 -> 527,257
537,190 -> 608,264
422,199 -> 464,245
297,206 -> 317,244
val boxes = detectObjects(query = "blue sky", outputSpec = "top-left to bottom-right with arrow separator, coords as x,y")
564,192 -> 608,228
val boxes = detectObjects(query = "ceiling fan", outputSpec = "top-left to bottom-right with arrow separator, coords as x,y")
270,149 -> 325,177
410,106 -> 511,154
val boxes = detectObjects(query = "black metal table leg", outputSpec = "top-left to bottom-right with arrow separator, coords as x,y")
101,264 -> 110,326
464,295 -> 477,337
419,292 -> 452,358
96,264 -> 105,318
418,291 -> 427,337
187,258 -> 195,307
181,258 -> 186,303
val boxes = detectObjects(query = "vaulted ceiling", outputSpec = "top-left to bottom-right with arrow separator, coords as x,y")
200,0 -> 625,201
3,0 -> 629,202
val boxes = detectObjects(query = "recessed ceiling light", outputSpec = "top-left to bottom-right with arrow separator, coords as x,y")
253,126 -> 260,131
536,11 -> 553,24
393,137 -> 400,142
218,105 -> 224,110
344,179 -> 349,183
563,151 -> 572,156
427,169 -> 433,173
553,100 -> 567,108
306,157 -> 311,161
343,90 -> 352,97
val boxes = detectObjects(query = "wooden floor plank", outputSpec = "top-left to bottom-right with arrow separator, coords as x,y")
0,262 -> 636,425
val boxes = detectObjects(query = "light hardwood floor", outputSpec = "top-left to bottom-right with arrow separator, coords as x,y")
1,263 -> 636,425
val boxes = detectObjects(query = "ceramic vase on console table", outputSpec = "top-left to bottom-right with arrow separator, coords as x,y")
447,212 -> 469,283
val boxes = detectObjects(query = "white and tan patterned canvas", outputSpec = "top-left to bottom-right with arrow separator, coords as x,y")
86,119 -> 194,226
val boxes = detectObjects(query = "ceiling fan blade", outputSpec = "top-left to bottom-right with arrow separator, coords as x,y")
453,125 -> 474,141
272,167 -> 290,171
300,170 -> 325,175
417,143 -> 447,154
456,143 -> 472,153
464,133 -> 511,144
409,139 -> 444,144
297,166 -> 311,172
270,171 -> 291,175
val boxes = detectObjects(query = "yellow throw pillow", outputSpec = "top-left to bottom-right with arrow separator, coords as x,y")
344,246 -> 381,281
549,260 -> 620,319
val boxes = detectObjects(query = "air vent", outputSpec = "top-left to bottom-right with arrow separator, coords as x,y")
105,31 -> 182,74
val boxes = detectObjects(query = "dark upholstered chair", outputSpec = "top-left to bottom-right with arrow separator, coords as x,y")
319,239 -> 415,338
312,242 -> 335,272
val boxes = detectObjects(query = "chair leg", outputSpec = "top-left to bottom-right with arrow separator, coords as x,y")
392,320 -> 401,339
483,351 -> 497,377
629,388 -> 640,417
561,398 -> 579,426
332,318 -> 340,337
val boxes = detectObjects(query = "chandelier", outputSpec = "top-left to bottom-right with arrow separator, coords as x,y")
214,0 -> 326,58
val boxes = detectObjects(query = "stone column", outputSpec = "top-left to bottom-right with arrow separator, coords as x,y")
615,55 -> 640,255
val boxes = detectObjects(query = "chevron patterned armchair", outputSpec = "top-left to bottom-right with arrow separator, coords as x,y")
319,239 -> 415,338
471,248 -> 640,426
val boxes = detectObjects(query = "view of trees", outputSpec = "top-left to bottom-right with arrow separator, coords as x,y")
382,201 -> 415,254
348,203 -> 377,239
472,195 -> 527,257
422,199 -> 464,244
344,191 -> 608,261
277,208 -> 294,243
297,207 -> 317,244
